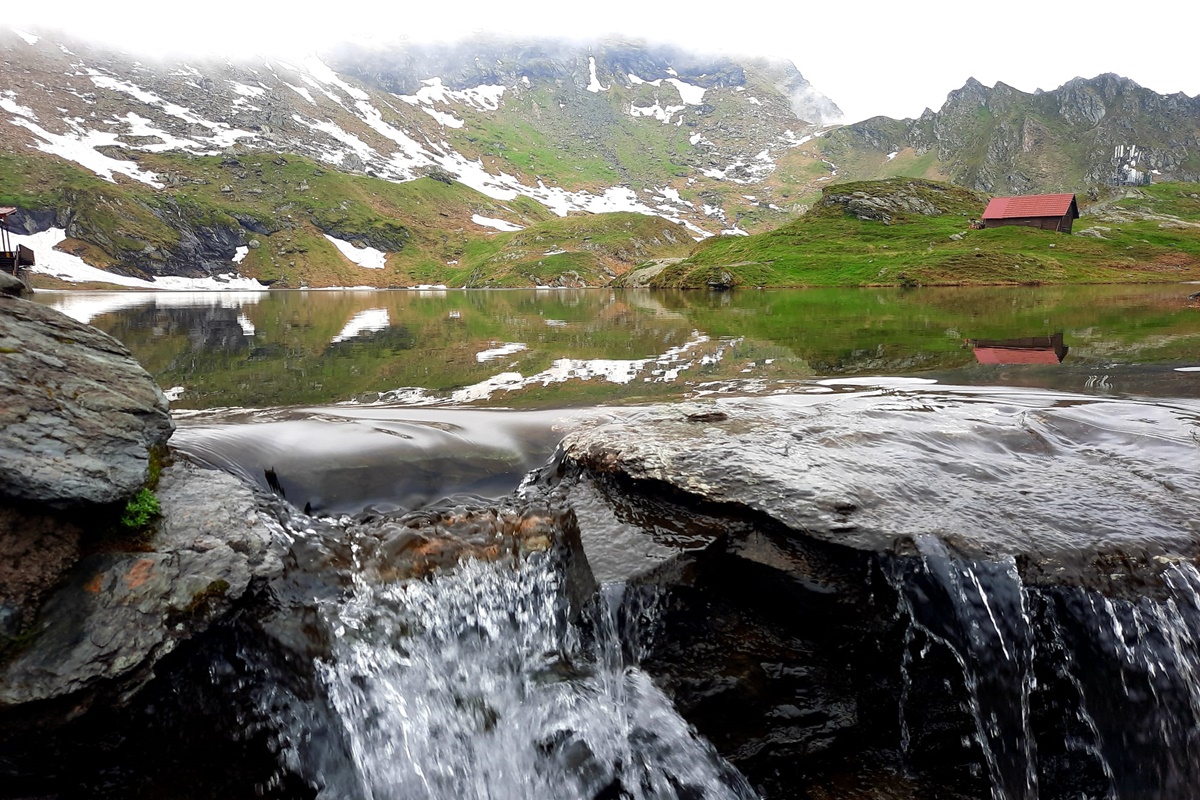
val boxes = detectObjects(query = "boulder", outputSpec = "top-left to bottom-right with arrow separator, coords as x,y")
555,391 -> 1200,590
0,458 -> 282,713
0,295 -> 174,507
0,271 -> 29,299
543,389 -> 1200,798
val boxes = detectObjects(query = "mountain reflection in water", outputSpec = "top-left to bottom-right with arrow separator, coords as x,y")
37,284 -> 1200,408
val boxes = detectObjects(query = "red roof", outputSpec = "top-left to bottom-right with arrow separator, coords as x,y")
982,194 -> 1077,220
0,207 -> 15,219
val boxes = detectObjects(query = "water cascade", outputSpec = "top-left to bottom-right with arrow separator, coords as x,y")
888,539 -> 1200,799
271,522 -> 758,800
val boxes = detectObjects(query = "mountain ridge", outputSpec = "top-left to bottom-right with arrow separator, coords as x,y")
820,73 -> 1200,195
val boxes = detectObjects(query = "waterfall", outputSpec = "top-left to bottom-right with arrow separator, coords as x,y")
890,536 -> 1200,800
1043,560 -> 1200,797
307,549 -> 757,800
891,535 -> 1038,800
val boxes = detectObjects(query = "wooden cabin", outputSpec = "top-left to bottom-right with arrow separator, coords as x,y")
981,194 -> 1079,234
970,333 -> 1069,365
0,207 -> 35,276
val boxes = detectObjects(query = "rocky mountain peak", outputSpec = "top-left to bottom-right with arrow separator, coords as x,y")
822,72 -> 1200,196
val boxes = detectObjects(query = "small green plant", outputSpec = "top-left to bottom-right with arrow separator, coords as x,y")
120,488 -> 161,531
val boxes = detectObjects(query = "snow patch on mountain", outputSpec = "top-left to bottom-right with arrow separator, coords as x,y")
228,81 -> 265,98
324,234 -> 388,269
85,71 -> 256,148
627,73 -> 661,87
630,101 -> 684,124
302,56 -> 370,101
120,112 -> 206,151
587,57 -> 608,93
666,78 -> 706,105
472,214 -> 524,232
9,110 -> 165,186
399,78 -> 507,111
16,228 -> 267,290
419,106 -> 465,128
283,82 -> 316,104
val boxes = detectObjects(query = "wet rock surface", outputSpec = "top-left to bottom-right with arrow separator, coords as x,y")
540,390 -> 1200,799
0,458 -> 282,713
5,384 -> 1200,799
0,295 -> 176,657
557,390 -> 1200,594
0,295 -> 174,506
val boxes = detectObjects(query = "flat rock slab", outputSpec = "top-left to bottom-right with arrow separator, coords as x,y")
557,386 -> 1200,585
0,296 -> 174,507
0,459 -> 282,708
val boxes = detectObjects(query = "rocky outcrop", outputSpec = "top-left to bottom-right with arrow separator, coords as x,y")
0,271 -> 29,299
540,391 -> 1200,797
0,295 -> 173,506
815,178 -> 985,224
553,393 -> 1200,586
0,296 -> 281,726
0,295 -> 174,646
824,73 -> 1200,195
0,459 -> 281,712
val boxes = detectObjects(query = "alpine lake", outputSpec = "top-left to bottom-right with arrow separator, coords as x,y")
37,283 -> 1200,410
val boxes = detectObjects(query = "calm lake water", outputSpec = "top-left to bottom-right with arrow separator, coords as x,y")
36,284 -> 1200,409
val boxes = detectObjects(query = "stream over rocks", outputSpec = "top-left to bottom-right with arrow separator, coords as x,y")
3,383 -> 1200,799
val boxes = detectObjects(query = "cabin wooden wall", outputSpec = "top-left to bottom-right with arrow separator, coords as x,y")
983,216 -> 1073,233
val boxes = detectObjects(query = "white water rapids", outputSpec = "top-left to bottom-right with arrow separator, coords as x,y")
305,552 -> 756,800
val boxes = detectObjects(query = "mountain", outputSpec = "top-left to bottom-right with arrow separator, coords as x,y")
819,74 -> 1200,195
0,27 -> 844,287
5,25 -> 1200,290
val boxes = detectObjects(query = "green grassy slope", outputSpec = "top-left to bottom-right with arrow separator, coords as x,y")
644,179 -> 1200,288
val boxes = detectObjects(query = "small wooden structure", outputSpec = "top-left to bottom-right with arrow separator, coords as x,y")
970,333 -> 1069,365
0,207 -> 35,276
981,194 -> 1079,234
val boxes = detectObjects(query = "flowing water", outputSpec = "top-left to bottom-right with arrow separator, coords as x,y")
312,555 -> 755,800
888,542 -> 1200,800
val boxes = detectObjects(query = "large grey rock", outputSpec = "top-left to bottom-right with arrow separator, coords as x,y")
556,389 -> 1200,589
549,389 -> 1200,799
0,295 -> 174,507
0,458 -> 282,709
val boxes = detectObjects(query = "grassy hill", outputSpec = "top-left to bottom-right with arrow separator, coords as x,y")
0,149 -> 691,288
638,179 -> 1200,288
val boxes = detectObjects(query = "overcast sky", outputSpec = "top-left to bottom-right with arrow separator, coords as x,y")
10,0 -> 1197,122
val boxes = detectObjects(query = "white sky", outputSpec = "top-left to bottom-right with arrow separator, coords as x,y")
9,0 -> 1197,123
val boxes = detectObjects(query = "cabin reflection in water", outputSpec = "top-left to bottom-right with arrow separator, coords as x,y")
969,332 -> 1069,364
